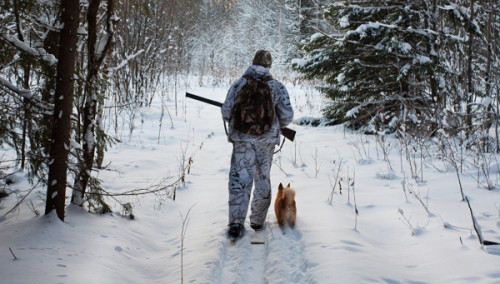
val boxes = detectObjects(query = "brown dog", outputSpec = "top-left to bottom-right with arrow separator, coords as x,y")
274,183 -> 297,229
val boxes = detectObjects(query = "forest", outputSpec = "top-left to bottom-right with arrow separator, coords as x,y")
0,0 -> 499,220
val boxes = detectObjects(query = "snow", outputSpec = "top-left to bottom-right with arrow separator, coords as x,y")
77,26 -> 87,35
347,22 -> 391,40
1,82 -> 500,283
482,97 -> 493,107
96,34 -> 111,57
0,75 -> 32,98
310,33 -> 324,42
414,55 -> 432,65
346,105 -> 360,118
339,15 -> 349,28
107,50 -> 145,75
398,63 -> 411,79
291,58 -> 308,69
2,34 -> 57,66
399,42 -> 412,53
336,72 -> 345,84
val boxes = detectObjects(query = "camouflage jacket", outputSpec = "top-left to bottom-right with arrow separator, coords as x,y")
222,65 -> 294,145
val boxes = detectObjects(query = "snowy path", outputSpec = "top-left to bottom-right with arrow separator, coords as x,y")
215,232 -> 267,283
265,227 -> 313,283
212,224 -> 314,284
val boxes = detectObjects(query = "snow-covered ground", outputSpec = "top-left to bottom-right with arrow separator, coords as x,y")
1,81 -> 500,283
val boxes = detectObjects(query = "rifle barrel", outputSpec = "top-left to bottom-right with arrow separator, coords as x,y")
186,92 -> 223,107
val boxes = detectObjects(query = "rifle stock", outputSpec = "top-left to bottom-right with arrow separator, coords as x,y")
280,126 -> 296,142
186,92 -> 295,142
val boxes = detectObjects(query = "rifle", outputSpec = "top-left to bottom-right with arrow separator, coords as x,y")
186,92 -> 296,142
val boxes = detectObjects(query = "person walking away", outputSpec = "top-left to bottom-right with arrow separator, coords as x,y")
221,50 -> 294,240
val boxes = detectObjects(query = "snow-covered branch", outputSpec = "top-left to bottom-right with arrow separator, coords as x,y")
0,75 -> 32,98
106,49 -> 145,75
0,75 -> 53,112
1,33 -> 58,66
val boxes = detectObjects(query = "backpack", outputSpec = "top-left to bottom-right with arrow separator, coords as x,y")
231,75 -> 275,135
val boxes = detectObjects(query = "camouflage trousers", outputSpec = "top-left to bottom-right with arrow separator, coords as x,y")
228,141 -> 274,227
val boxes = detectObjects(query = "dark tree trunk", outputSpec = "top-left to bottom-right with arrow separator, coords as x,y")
299,0 -> 317,39
13,0 -> 31,170
45,0 -> 80,221
465,0 -> 475,131
72,0 -> 115,206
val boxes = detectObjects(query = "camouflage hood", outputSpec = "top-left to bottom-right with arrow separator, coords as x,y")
242,65 -> 273,81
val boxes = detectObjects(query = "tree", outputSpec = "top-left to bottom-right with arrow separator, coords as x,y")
45,0 -> 80,220
298,0 -> 327,41
71,0 -> 116,209
188,0 -> 300,80
293,1 -> 494,138
0,0 -> 58,183
1,0 -> 205,215
295,2 -> 438,132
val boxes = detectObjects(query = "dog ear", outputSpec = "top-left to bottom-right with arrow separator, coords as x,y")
278,183 -> 283,190
287,183 -> 290,188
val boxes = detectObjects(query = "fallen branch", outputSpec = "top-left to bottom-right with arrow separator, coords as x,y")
465,196 -> 499,246
9,247 -> 17,260
88,175 -> 183,197
3,181 -> 41,216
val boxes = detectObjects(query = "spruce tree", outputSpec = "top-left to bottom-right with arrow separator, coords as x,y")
294,1 -> 441,133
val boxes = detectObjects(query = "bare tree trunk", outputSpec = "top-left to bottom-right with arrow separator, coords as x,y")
45,0 -> 80,221
485,0 -> 492,100
13,0 -> 32,170
494,1 -> 500,152
72,0 -> 115,206
484,0 -> 496,149
426,0 -> 442,127
465,0 -> 475,132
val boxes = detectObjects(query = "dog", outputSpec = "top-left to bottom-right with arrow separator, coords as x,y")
274,183 -> 297,229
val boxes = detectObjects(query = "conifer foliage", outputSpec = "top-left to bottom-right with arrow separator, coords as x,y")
294,1 -> 499,136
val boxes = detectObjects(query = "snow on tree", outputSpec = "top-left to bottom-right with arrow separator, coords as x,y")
295,2 -> 440,132
188,0 -> 301,81
294,0 -> 498,139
